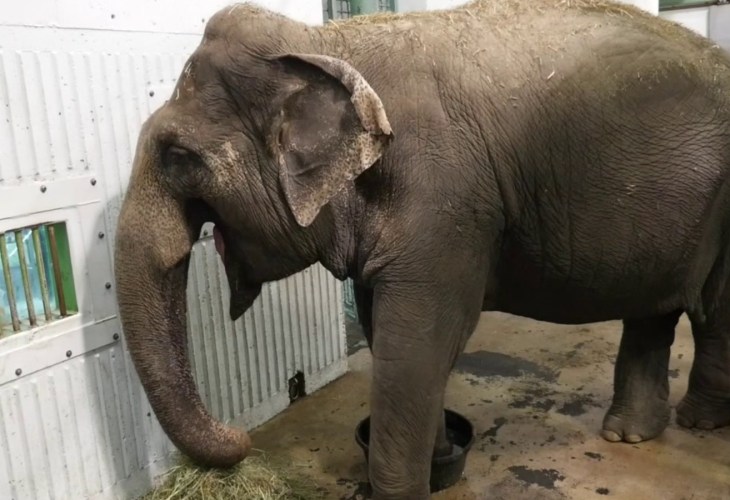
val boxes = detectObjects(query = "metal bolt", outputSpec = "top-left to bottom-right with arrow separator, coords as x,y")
66,350 -> 72,358
90,178 -> 97,186
105,282 -> 112,290
40,185 -> 47,193
15,368 -> 21,376
98,231 -> 105,239
113,333 -> 120,341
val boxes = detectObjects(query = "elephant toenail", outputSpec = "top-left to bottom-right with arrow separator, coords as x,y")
601,430 -> 622,442
625,434 -> 643,443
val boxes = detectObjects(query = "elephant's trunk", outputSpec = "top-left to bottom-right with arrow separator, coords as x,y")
114,161 -> 250,468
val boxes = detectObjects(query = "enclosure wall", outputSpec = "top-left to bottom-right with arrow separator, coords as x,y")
0,2 -> 346,499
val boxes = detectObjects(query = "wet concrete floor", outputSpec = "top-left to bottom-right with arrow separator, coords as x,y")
252,312 -> 730,499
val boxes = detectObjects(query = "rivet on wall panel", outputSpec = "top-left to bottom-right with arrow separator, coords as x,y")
66,350 -> 72,358
15,368 -> 21,376
40,185 -> 47,193
105,282 -> 112,290
90,178 -> 97,186
98,231 -> 105,239
113,333 -> 119,341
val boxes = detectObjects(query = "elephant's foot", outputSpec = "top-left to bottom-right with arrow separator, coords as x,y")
601,398 -> 670,443
676,390 -> 730,430
678,311 -> 730,430
602,313 -> 680,443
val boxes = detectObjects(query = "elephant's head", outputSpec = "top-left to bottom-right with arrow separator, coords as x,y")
114,5 -> 392,468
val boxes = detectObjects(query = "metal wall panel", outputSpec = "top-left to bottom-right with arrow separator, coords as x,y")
709,5 -> 730,53
188,241 -> 346,424
0,1 -> 347,497
0,344 -> 174,500
0,266 -> 345,500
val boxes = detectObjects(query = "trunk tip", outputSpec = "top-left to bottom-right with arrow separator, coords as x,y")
184,424 -> 252,469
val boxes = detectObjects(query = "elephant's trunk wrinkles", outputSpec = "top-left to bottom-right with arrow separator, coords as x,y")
114,169 -> 251,468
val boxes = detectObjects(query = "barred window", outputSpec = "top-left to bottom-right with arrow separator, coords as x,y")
378,0 -> 396,11
0,222 -> 78,336
323,0 -> 353,20
323,0 -> 395,21
659,0 -> 717,10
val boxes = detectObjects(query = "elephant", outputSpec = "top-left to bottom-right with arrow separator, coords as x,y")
114,0 -> 730,498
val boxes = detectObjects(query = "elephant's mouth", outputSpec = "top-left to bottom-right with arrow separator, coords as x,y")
210,222 -> 262,321
213,225 -> 227,260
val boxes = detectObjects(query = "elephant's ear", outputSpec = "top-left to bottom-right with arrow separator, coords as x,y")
272,54 -> 393,227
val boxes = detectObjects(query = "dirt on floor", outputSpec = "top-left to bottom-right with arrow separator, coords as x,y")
251,312 -> 730,499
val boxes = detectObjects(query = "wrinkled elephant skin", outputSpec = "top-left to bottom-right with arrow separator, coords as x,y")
114,1 -> 730,498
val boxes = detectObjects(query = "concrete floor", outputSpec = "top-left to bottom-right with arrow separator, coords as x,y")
252,312 -> 730,499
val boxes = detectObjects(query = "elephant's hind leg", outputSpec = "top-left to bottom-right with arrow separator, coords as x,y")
676,310 -> 730,430
601,310 -> 682,443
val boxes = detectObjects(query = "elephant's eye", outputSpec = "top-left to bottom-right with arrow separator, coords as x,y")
162,145 -> 191,166
162,145 -> 202,171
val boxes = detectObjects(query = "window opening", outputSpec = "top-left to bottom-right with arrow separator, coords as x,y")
323,0 -> 353,20
0,222 -> 77,337
659,0 -> 716,10
323,1 -> 395,22
378,0 -> 396,11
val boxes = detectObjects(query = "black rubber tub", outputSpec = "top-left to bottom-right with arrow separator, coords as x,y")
354,408 -> 475,493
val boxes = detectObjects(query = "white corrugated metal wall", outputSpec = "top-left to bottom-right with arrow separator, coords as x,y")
0,1 -> 346,499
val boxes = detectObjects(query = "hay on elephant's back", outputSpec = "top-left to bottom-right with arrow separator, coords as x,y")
142,453 -> 324,500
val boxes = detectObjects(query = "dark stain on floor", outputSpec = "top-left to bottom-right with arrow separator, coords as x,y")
596,487 -> 610,495
584,451 -> 603,461
509,387 -> 557,412
338,478 -> 372,500
668,368 -> 680,379
556,394 -> 601,416
480,416 -> 508,446
455,351 -> 558,382
508,465 -> 566,490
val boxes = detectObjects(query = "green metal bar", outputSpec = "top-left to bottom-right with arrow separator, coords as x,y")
0,234 -> 21,332
51,223 -> 77,313
32,227 -> 53,322
47,225 -> 67,317
14,229 -> 37,327
659,0 -> 718,11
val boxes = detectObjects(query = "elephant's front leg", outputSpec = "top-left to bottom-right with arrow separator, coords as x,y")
367,280 -> 482,499
354,282 -> 453,459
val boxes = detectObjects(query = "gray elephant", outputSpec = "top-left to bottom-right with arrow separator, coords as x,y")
114,0 -> 730,498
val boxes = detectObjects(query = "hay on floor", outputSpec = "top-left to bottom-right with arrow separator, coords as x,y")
142,452 -> 324,500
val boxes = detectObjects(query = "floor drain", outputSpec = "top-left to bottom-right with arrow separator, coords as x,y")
288,371 -> 307,403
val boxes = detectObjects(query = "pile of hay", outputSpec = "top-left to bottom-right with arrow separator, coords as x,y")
142,452 -> 324,500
